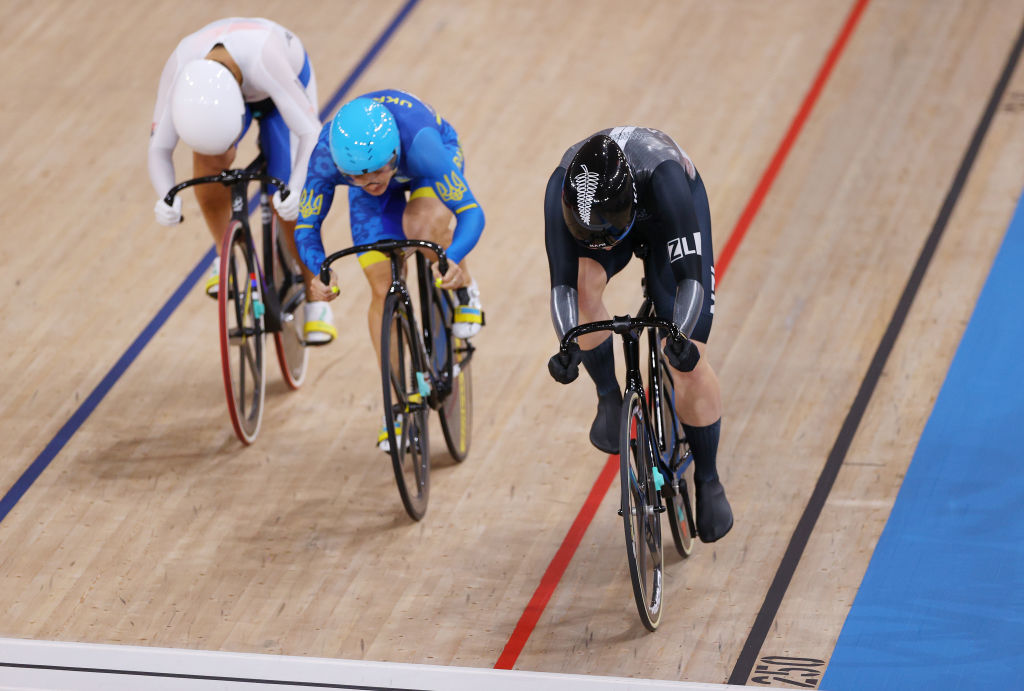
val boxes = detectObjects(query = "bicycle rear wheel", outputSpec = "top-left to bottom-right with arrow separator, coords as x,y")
269,219 -> 308,389
431,290 -> 472,462
651,350 -> 695,558
381,292 -> 430,520
620,389 -> 664,631
218,220 -> 266,444
666,446 -> 697,558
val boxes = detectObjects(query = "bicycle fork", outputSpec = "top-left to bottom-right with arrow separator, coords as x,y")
619,330 -> 667,519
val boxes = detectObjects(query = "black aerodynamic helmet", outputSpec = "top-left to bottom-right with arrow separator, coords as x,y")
561,134 -> 637,248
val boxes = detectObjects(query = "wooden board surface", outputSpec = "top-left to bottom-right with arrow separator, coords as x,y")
1,0 -> 1022,685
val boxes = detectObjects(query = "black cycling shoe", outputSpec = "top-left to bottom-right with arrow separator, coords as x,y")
695,478 -> 733,543
589,390 -> 622,454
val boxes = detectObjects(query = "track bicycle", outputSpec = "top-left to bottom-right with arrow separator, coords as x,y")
165,154 -> 308,445
558,281 -> 697,631
320,240 -> 474,520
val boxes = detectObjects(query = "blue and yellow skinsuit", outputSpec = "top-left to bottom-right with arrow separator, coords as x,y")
294,89 -> 485,275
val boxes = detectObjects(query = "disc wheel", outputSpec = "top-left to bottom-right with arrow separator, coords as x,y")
269,220 -> 308,389
620,389 -> 664,631
218,221 -> 266,445
432,290 -> 472,462
381,293 -> 430,520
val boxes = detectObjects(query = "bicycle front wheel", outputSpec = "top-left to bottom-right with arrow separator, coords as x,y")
620,389 -> 664,631
218,221 -> 266,444
381,292 -> 430,520
432,290 -> 472,462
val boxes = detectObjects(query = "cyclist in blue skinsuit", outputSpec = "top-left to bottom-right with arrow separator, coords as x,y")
294,89 -> 485,450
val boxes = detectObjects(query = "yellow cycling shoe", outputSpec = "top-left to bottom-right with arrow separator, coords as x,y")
204,257 -> 220,299
377,414 -> 404,453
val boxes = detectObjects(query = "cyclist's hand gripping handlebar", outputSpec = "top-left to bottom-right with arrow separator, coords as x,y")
548,342 -> 583,385
663,335 -> 700,372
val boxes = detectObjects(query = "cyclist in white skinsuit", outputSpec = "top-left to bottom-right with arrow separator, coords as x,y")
147,17 -> 336,343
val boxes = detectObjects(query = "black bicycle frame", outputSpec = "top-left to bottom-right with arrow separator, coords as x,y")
559,312 -> 685,469
164,156 -> 290,331
320,239 -> 466,408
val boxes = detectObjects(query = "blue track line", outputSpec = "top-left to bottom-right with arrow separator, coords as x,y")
0,0 -> 420,526
822,189 -> 1024,691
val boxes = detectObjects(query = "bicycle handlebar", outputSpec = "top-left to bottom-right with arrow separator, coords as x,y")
319,239 -> 450,285
559,316 -> 686,353
163,167 -> 289,206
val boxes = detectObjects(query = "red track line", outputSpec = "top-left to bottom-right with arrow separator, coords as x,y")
494,0 -> 871,670
717,0 -> 871,280
494,453 -> 619,669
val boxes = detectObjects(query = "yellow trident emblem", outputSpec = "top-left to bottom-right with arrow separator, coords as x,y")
299,190 -> 323,218
434,170 -> 467,202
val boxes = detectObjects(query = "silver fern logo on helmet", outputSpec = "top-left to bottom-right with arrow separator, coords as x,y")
574,164 -> 600,224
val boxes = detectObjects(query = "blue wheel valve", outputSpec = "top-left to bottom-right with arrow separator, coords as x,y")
652,466 -> 665,491
416,371 -> 431,398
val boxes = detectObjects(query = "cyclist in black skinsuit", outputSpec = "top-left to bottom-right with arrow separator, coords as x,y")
545,128 -> 732,543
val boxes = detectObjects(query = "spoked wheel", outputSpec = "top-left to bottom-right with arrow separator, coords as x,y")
269,221 -> 308,389
666,447 -> 697,559
218,221 -> 266,444
652,351 -> 695,558
381,292 -> 430,520
620,389 -> 664,632
432,290 -> 473,462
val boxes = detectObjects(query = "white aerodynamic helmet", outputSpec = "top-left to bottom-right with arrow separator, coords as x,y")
170,59 -> 245,155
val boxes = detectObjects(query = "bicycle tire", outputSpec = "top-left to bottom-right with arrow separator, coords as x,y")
651,349 -> 695,558
381,292 -> 430,520
620,389 -> 664,631
666,449 -> 697,559
269,219 -> 308,389
432,290 -> 472,463
218,220 -> 266,444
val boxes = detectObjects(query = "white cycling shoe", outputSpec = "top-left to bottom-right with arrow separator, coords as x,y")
452,280 -> 484,340
303,301 -> 336,345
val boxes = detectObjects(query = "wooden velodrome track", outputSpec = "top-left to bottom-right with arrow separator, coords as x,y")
2,0 -> 1023,686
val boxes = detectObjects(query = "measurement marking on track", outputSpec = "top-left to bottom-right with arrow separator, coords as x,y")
749,655 -> 825,688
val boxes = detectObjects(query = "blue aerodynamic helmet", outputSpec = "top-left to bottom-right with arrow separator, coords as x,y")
328,97 -> 401,175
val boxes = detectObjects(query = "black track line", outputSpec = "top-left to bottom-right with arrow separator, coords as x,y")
728,13 -> 1024,686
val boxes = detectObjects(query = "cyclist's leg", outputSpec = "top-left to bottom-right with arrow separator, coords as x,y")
193,148 -> 238,296
403,188 -> 453,251
576,244 -> 633,453
648,174 -> 731,542
351,185 -> 407,363
351,185 -> 410,449
404,136 -> 466,275
193,109 -> 255,296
